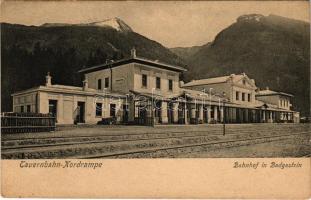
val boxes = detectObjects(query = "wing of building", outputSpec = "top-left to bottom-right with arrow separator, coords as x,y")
11,48 -> 300,125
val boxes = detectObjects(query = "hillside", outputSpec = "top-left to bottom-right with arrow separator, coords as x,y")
1,19 -> 183,111
172,14 -> 310,116
170,44 -> 209,62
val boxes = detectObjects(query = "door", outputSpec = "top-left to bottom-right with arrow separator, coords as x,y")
138,107 -> 147,125
122,105 -> 129,123
110,104 -> 116,117
154,101 -> 162,124
167,102 -> 174,124
77,102 -> 85,123
49,100 -> 57,122
203,105 -> 208,123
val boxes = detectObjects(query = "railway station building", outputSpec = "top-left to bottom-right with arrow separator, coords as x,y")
11,48 -> 300,125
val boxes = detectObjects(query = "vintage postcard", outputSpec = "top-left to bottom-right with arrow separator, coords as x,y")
1,0 -> 310,198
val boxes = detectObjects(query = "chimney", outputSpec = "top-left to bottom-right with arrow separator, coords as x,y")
266,86 -> 269,90
131,47 -> 136,58
83,76 -> 88,91
45,72 -> 52,87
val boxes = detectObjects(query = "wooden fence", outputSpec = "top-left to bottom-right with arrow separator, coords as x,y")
1,112 -> 56,133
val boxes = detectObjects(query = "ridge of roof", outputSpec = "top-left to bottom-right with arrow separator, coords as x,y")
256,89 -> 293,97
183,76 -> 230,87
78,56 -> 187,74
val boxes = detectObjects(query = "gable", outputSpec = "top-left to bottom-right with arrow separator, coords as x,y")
233,76 -> 257,89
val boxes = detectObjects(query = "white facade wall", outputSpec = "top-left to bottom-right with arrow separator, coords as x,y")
13,92 -> 38,113
132,63 -> 180,96
183,77 -> 256,106
13,90 -> 127,125
85,63 -> 135,93
256,95 -> 291,110
232,85 -> 256,105
85,62 -> 180,97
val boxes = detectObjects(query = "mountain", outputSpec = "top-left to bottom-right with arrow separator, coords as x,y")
172,14 -> 310,116
42,17 -> 133,32
83,17 -> 133,32
170,44 -> 209,61
1,18 -> 183,112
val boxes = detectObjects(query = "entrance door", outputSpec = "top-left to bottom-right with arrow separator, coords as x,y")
155,101 -> 162,124
167,102 -> 174,124
49,100 -> 57,122
122,105 -> 129,123
138,107 -> 147,125
203,105 -> 207,123
77,102 -> 85,123
110,104 -> 116,117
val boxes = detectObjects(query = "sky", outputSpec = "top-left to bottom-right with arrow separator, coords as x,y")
1,1 -> 309,48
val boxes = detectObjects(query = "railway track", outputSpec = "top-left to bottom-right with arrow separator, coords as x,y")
2,130 -> 310,159
77,132 -> 310,158
3,126 -> 309,151
3,124 -> 309,141
2,125 -> 308,144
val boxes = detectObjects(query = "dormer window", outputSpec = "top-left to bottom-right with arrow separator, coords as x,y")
243,79 -> 246,85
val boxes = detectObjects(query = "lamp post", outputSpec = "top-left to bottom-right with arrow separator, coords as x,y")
209,88 -> 213,123
199,92 -> 208,124
209,88 -> 213,107
222,92 -> 226,136
151,88 -> 155,127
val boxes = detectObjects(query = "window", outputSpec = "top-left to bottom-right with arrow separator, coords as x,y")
110,104 -> 116,117
21,106 -> 24,113
97,79 -> 102,90
27,105 -> 31,112
242,93 -> 245,101
243,79 -> 246,85
236,91 -> 239,101
96,103 -> 102,117
168,79 -> 173,91
142,74 -> 147,87
248,94 -> 251,102
105,77 -> 109,88
156,77 -> 161,89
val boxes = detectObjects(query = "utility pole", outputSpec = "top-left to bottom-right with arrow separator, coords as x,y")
151,88 -> 155,127
223,92 -> 226,136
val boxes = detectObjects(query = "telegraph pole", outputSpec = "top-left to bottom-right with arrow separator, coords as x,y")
152,88 -> 155,127
223,92 -> 226,136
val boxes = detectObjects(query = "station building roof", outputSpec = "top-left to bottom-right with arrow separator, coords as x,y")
183,74 -> 246,87
12,84 -> 127,98
78,56 -> 187,74
256,89 -> 293,97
